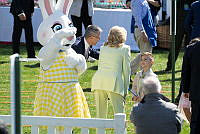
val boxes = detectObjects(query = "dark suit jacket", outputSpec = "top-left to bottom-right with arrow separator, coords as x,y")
184,1 -> 200,40
182,41 -> 200,102
130,93 -> 182,134
10,0 -> 34,17
71,37 -> 99,60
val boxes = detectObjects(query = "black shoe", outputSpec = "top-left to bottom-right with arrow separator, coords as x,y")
165,67 -> 171,72
27,57 -> 36,58
24,63 -> 40,68
27,55 -> 36,58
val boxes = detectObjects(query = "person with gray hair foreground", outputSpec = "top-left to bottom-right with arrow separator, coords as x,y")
0,120 -> 8,134
71,25 -> 102,61
130,76 -> 183,134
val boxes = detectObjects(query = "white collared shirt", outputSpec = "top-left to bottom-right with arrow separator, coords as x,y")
84,38 -> 90,51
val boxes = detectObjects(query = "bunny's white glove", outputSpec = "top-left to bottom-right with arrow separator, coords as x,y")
38,28 -> 76,70
64,48 -> 87,75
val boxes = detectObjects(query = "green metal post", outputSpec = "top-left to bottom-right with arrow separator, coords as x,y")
170,0 -> 176,103
10,54 -> 21,134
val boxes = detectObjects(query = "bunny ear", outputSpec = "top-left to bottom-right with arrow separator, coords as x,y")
38,0 -> 55,19
55,0 -> 73,15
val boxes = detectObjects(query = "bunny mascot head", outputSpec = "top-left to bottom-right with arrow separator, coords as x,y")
34,2 -> 89,134
37,0 -> 87,73
37,0 -> 76,47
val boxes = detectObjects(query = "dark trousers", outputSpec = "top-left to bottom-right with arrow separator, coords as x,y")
190,102 -> 200,134
166,10 -> 190,70
166,32 -> 190,69
71,13 -> 92,37
12,16 -> 35,58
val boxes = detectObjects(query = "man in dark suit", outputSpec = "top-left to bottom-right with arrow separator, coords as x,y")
174,0 -> 198,103
182,37 -> 200,134
165,0 -> 196,71
10,0 -> 35,58
71,25 -> 102,61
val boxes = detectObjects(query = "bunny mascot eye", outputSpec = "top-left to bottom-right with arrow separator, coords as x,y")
51,23 -> 62,32
69,23 -> 74,27
37,0 -> 77,46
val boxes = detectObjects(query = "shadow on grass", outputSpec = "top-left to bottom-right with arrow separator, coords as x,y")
153,47 -> 169,53
154,69 -> 181,75
87,65 -> 98,70
0,44 -> 42,56
0,61 -> 9,64
24,63 -> 40,68
83,88 -> 91,92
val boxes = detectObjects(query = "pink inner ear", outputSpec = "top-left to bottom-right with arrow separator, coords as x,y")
63,0 -> 69,14
44,0 -> 53,15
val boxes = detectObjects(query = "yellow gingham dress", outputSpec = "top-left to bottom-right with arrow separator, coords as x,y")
33,51 -> 91,118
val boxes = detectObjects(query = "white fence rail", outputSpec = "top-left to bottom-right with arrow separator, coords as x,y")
0,113 -> 126,134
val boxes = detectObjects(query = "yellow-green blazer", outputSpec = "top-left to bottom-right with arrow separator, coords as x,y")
91,45 -> 131,97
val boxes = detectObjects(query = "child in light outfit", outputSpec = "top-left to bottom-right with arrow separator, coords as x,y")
131,52 -> 157,102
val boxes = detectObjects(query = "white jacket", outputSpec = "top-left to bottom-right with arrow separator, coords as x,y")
69,0 -> 94,17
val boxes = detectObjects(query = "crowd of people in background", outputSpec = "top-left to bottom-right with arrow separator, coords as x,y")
1,0 -> 200,134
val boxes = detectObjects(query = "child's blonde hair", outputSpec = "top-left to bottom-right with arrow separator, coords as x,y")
141,52 -> 154,64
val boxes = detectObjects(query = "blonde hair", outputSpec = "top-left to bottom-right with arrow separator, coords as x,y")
141,52 -> 154,64
104,26 -> 127,48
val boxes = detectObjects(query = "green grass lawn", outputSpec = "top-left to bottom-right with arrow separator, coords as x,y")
0,44 -> 190,133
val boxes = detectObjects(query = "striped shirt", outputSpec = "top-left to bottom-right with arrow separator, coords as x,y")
131,0 -> 151,31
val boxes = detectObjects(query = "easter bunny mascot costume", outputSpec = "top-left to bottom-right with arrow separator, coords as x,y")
33,0 -> 91,133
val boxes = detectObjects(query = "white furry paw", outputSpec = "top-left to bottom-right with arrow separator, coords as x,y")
65,54 -> 79,67
76,54 -> 87,75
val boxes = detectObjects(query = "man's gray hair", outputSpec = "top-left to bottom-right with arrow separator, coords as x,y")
0,120 -> 8,134
84,25 -> 102,38
142,76 -> 162,95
